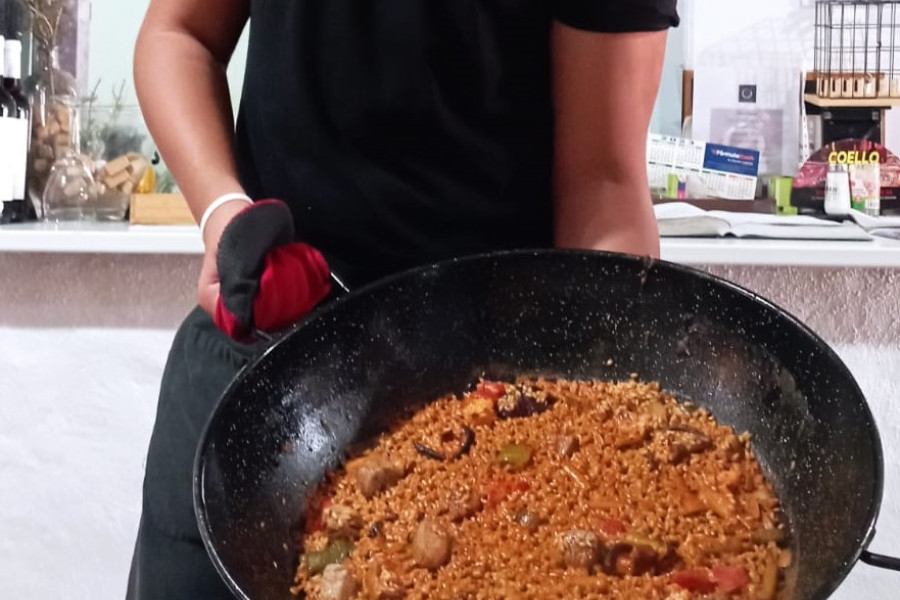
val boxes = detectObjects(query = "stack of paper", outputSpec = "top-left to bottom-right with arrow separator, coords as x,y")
655,203 -> 872,241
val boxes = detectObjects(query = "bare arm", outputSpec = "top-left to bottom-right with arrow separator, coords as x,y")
135,0 -> 251,314
134,0 -> 250,247
552,23 -> 668,258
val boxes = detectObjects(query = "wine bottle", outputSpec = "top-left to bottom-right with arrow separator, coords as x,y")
3,38 -> 29,221
0,36 -> 19,224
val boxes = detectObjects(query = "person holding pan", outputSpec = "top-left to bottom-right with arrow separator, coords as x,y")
126,0 -> 679,597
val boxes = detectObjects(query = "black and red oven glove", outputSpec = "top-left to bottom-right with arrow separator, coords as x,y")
214,199 -> 332,342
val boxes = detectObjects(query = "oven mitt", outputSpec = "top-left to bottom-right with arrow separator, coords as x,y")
214,199 -> 332,341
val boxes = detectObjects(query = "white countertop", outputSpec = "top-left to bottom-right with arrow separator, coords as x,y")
659,237 -> 900,268
0,222 -> 204,254
2,221 -> 900,268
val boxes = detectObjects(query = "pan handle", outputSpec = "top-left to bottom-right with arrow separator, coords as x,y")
252,270 -> 351,345
860,551 -> 900,571
328,270 -> 351,297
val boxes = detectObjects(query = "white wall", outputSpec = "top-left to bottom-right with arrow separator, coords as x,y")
0,328 -> 175,598
0,253 -> 197,599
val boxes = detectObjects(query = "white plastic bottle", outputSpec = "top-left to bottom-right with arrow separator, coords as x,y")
823,163 -> 851,216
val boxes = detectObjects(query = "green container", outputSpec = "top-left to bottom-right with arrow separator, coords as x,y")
771,176 -> 798,216
666,173 -> 686,199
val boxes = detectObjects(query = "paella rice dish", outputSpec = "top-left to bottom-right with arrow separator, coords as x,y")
292,378 -> 790,600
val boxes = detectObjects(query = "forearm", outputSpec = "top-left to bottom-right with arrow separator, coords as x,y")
551,24 -> 667,258
554,176 -> 660,258
134,22 -> 245,236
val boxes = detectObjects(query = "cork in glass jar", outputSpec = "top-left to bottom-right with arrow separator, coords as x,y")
26,47 -> 79,219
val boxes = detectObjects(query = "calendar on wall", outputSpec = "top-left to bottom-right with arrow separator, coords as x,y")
647,134 -> 761,201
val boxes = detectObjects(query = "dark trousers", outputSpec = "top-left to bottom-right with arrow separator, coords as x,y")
126,307 -> 258,600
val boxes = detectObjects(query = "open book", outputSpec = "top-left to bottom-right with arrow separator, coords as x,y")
655,203 -> 873,241
846,210 -> 900,240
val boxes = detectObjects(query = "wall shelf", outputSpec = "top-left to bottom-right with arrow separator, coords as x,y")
803,94 -> 900,109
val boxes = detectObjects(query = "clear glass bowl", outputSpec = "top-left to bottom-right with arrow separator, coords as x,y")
81,104 -> 155,220
81,104 -> 153,162
90,188 -> 130,221
42,153 -> 97,221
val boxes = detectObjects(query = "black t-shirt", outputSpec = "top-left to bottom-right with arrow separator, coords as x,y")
236,0 -> 678,284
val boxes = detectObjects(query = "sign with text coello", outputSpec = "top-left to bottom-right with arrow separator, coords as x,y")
792,139 -> 900,216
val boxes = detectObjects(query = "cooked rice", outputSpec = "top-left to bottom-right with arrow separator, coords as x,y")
292,378 -> 787,600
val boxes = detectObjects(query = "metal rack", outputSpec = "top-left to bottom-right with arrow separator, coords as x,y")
814,0 -> 900,99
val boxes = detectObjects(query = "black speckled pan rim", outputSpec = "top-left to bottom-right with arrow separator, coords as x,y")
193,248 -> 885,600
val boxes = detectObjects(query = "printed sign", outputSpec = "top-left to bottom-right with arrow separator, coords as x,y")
703,144 -> 761,177
792,139 -> 900,215
648,135 -> 760,200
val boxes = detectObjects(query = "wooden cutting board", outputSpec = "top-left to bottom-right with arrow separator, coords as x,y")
129,193 -> 196,225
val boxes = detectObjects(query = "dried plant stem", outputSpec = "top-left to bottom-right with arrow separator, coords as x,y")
16,0 -> 68,50
16,0 -> 72,98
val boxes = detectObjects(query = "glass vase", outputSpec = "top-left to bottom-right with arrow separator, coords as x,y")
25,46 -> 80,220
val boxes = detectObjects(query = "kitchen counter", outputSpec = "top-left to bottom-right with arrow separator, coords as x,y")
0,221 -> 204,254
2,221 -> 900,268
1,225 -> 899,600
